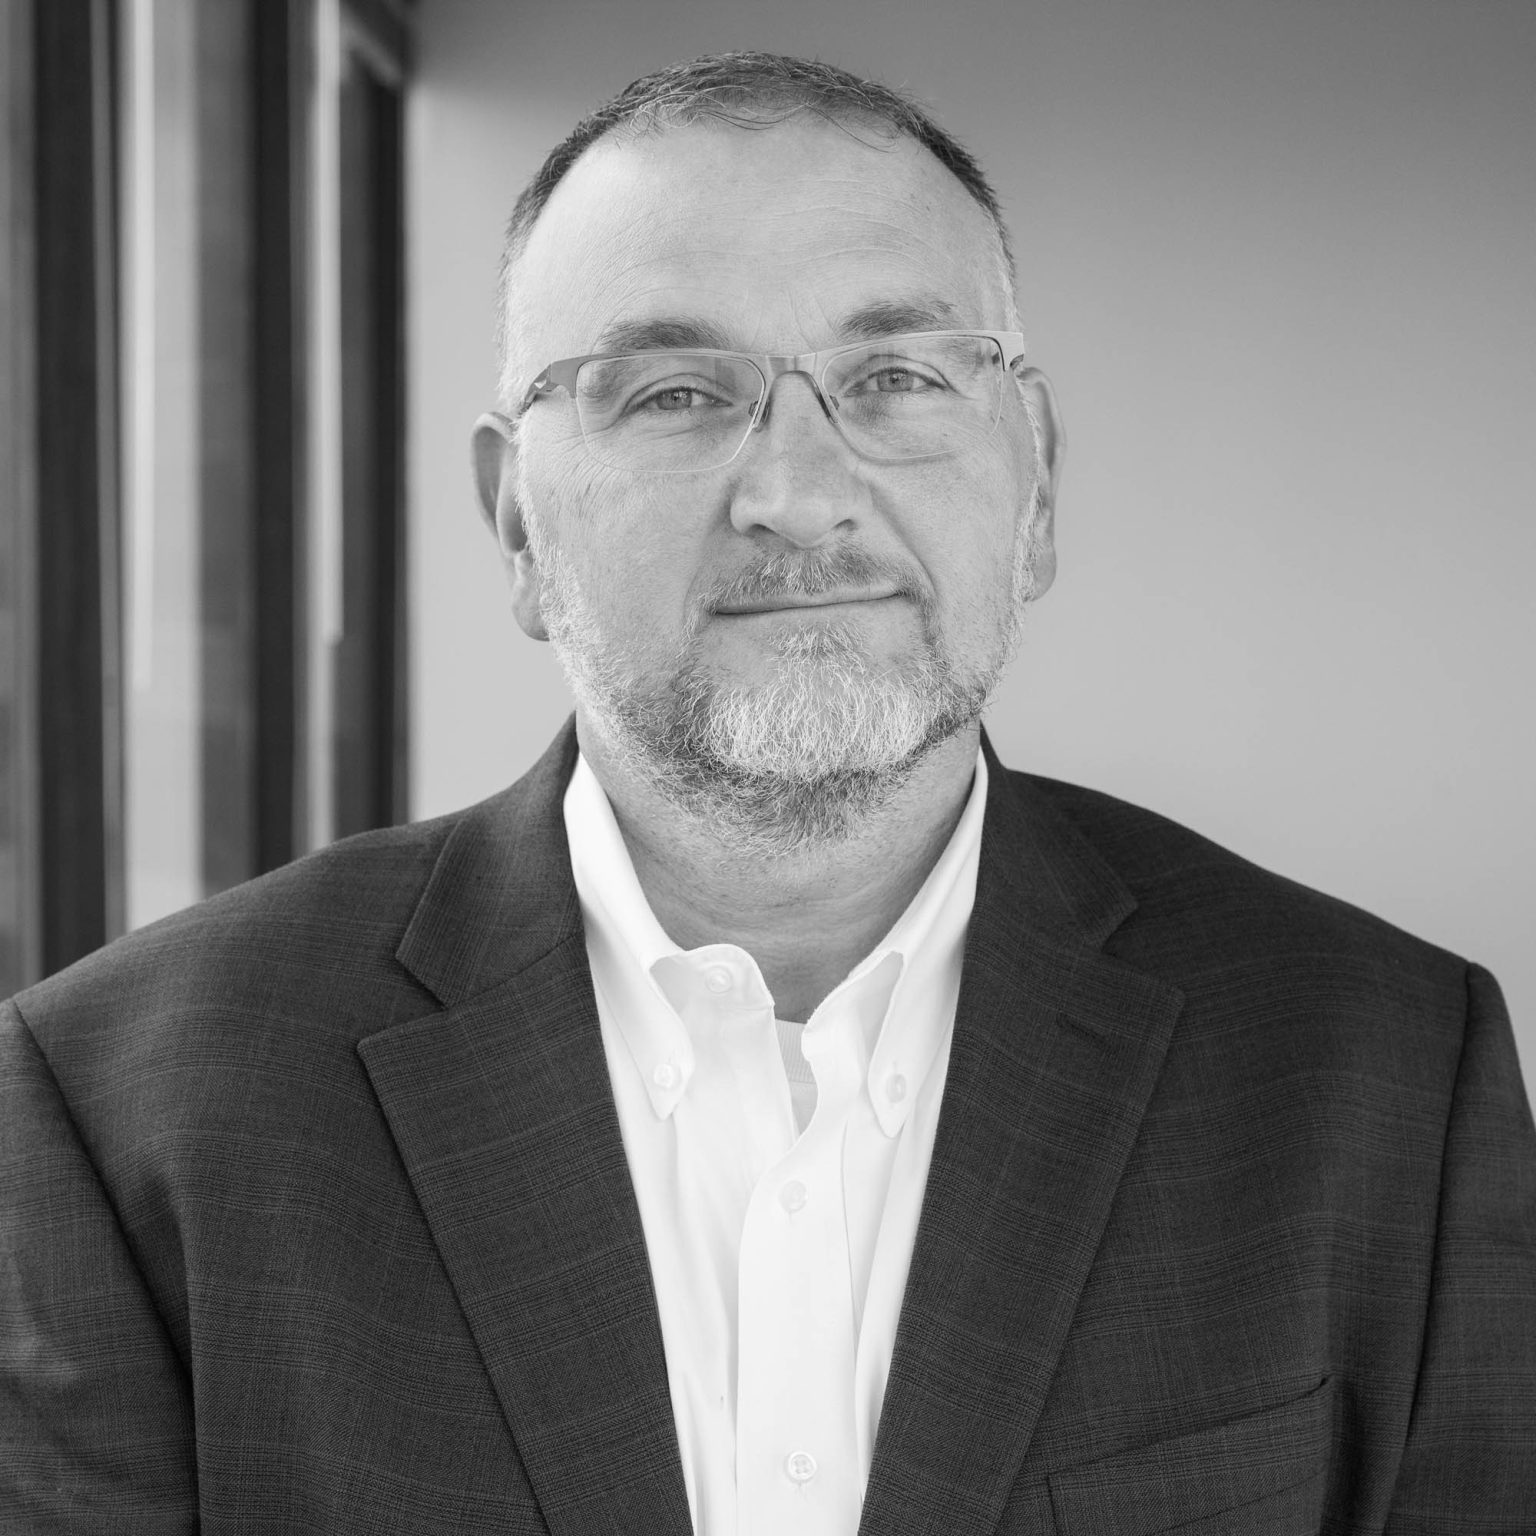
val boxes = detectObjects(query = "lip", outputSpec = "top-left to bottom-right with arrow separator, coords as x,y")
713,589 -> 903,616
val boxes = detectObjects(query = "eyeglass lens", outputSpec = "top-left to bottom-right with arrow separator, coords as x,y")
572,334 -> 1006,472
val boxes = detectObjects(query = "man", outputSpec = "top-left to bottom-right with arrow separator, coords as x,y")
3,50 -> 1533,1535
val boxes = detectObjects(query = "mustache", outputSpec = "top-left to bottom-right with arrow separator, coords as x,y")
703,547 -> 927,611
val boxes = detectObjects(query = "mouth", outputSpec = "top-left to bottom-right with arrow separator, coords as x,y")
713,589 -> 904,617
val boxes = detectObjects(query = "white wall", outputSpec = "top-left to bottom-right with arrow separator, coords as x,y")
407,0 -> 1536,1091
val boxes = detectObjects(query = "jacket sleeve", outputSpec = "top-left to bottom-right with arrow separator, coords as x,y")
1386,963 -> 1536,1531
0,999 -> 198,1533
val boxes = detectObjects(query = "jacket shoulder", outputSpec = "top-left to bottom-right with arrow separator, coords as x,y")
12,804 -> 473,1054
12,725 -> 582,1107
1014,769 -> 1471,998
1009,771 -> 1491,1111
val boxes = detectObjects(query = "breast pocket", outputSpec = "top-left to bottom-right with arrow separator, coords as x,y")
1047,1377 -> 1333,1536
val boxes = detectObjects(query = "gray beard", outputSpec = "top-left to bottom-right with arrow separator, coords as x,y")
528,524 -> 1039,858
613,614 -> 990,855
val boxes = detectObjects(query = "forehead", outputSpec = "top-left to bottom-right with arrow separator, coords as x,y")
512,115 -> 1009,368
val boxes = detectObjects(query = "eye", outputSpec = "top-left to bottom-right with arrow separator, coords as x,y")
842,360 -> 949,397
620,371 -> 747,418
637,384 -> 719,413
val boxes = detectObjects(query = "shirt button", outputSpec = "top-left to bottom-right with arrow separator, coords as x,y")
703,964 -> 733,994
785,1450 -> 818,1484
885,1072 -> 908,1103
652,1062 -> 679,1090
779,1179 -> 808,1213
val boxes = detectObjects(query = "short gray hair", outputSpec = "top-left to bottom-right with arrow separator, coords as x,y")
496,51 -> 1019,407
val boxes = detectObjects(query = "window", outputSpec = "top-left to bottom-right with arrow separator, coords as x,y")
0,0 -> 413,994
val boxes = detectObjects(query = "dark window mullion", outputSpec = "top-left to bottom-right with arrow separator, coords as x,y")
198,0 -> 259,896
33,0 -> 122,973
0,1 -> 42,993
333,50 -> 407,838
253,0 -> 311,873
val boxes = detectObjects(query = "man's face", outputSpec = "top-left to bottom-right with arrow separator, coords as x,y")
483,114 -> 1060,841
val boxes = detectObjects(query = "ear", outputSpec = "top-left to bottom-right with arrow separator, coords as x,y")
472,411 -> 548,641
1014,366 -> 1065,600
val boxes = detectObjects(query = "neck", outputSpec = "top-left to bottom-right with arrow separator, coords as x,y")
577,713 -> 982,1022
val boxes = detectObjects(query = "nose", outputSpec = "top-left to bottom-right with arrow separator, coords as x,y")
726,371 -> 871,547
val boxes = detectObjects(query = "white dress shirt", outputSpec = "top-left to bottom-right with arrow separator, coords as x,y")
563,749 -> 987,1536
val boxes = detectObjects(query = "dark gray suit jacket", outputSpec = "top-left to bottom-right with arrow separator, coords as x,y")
4,724 -> 1534,1534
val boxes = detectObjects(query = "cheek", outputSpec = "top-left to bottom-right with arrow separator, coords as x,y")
528,439 -> 605,527
901,455 -> 1023,594
524,438 -> 632,577
531,451 -> 709,619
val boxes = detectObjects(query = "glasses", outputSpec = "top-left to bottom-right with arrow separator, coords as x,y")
518,330 -> 1026,474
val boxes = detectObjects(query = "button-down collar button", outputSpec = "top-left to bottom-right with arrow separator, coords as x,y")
703,963 -> 734,994
785,1450 -> 818,1483
885,1072 -> 908,1103
652,1062 -> 680,1090
779,1179 -> 808,1214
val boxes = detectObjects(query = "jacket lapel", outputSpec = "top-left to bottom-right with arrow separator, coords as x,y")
859,743 -> 1185,1536
358,724 -> 693,1536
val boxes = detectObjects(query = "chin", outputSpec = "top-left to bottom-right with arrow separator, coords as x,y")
685,636 -> 994,785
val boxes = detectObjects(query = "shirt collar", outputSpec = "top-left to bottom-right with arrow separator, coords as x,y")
565,754 -> 695,1117
564,749 -> 987,1131
832,749 -> 986,1134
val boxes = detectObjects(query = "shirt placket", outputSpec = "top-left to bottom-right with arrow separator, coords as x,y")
734,992 -> 866,1536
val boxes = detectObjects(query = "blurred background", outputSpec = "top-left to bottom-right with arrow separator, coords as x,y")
3,0 -> 1532,1095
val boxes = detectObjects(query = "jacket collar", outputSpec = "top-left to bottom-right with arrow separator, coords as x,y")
394,721 -> 584,1008
365,721 -> 1181,1536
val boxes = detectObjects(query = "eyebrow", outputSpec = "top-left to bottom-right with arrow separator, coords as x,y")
837,297 -> 967,341
590,316 -> 735,355
586,297 -> 968,358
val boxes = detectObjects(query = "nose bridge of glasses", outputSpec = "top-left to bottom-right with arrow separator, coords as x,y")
752,354 -> 838,432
